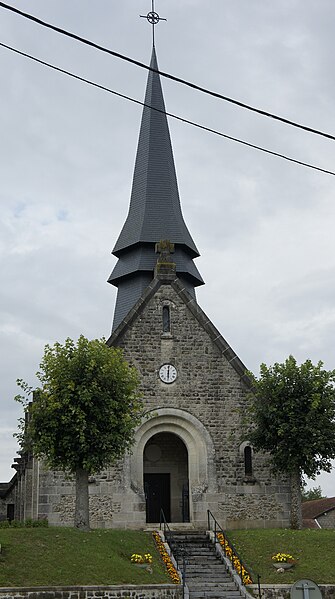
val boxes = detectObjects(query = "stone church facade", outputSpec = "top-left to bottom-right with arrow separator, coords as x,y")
0,44 -> 291,530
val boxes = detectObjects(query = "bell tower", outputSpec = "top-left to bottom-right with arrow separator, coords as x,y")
108,23 -> 203,330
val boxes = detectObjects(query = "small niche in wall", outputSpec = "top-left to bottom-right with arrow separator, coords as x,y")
244,446 -> 253,477
239,442 -> 256,484
243,446 -> 256,483
162,305 -> 171,333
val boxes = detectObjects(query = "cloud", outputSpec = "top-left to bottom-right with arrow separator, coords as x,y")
0,0 -> 334,494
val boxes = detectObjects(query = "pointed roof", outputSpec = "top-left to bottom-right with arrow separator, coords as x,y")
112,48 -> 199,258
109,46 -> 203,331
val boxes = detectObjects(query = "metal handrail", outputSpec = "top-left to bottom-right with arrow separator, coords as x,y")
207,509 -> 261,597
159,509 -> 187,598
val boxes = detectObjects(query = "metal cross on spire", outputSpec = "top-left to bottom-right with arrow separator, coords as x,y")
140,0 -> 167,47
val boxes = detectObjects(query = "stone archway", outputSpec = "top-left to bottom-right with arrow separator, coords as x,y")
144,432 -> 189,523
128,407 -> 217,525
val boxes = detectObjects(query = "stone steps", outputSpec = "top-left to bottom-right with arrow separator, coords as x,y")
187,582 -> 238,589
171,531 -> 245,599
187,575 -> 233,581
188,591 -> 241,596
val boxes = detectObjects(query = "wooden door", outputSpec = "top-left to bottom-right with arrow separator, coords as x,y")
144,473 -> 171,522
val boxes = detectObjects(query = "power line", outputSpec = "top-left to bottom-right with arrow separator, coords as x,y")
1,41 -> 334,177
0,1 -> 334,142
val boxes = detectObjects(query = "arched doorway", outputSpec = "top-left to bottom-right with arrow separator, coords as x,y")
143,432 -> 189,523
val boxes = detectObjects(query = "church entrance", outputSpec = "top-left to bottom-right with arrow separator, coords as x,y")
143,432 -> 189,523
144,473 -> 170,522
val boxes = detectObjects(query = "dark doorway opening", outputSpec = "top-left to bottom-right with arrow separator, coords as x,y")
144,473 -> 171,522
7,503 -> 15,522
143,432 -> 189,523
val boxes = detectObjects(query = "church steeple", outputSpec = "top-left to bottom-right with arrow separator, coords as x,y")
109,47 -> 204,331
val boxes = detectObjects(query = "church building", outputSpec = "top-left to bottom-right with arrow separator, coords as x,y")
1,35 -> 291,529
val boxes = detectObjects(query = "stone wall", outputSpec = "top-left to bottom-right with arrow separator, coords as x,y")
2,584 -> 334,599
37,461 -> 144,528
0,586 -> 182,599
253,584 -> 335,599
114,282 -> 291,529
0,481 -> 17,521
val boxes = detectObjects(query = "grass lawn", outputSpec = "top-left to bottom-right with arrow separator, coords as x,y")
1,527 -> 334,588
0,528 -> 172,587
228,528 -> 335,585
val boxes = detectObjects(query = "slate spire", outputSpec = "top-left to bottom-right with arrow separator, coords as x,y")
109,48 -> 204,330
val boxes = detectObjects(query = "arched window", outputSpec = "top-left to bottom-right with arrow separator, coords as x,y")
244,446 -> 253,477
162,305 -> 170,333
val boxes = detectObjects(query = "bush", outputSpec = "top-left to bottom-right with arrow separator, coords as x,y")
0,519 -> 48,528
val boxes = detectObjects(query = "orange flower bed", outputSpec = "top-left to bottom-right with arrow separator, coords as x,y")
152,531 -> 181,584
217,532 -> 252,585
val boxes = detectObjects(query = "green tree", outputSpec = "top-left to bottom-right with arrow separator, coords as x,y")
248,356 -> 335,529
16,336 -> 142,530
301,485 -> 325,502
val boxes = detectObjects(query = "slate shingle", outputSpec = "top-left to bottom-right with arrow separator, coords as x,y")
109,47 -> 204,331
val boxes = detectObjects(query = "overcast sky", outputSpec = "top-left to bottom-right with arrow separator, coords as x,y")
1,1 -> 335,496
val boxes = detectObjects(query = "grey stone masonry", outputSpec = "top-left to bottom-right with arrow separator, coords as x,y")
0,586 -> 182,599
105,276 -> 291,529
252,585 -> 334,599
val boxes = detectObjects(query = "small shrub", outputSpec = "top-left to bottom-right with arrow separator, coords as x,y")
24,518 -> 34,527
9,520 -> 22,528
32,519 -> 48,528
0,519 -> 48,528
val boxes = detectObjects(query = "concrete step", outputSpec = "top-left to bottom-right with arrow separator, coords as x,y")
186,575 -> 232,582
184,569 -> 227,576
177,542 -> 214,553
186,567 -> 229,575
183,554 -> 218,560
186,562 -> 226,568
173,534 -> 208,541
181,552 -> 218,557
187,581 -> 238,588
190,591 -> 242,599
187,580 -> 233,584
187,585 -> 239,592
173,544 -> 217,555
188,592 -> 243,597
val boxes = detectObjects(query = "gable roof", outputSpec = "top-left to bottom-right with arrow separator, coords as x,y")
302,497 -> 335,519
107,275 -> 251,387
0,474 -> 17,499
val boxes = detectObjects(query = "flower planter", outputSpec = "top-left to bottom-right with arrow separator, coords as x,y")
272,562 -> 294,570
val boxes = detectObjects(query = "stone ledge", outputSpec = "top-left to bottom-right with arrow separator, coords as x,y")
0,584 -> 182,599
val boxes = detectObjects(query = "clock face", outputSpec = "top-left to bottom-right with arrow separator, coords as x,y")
159,364 -> 177,384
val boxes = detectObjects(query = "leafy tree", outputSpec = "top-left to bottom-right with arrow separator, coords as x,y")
248,356 -> 335,529
16,336 -> 142,530
301,485 -> 325,502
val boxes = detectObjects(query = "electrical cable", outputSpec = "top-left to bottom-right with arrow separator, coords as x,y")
1,41 -> 334,177
0,1 -> 334,142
